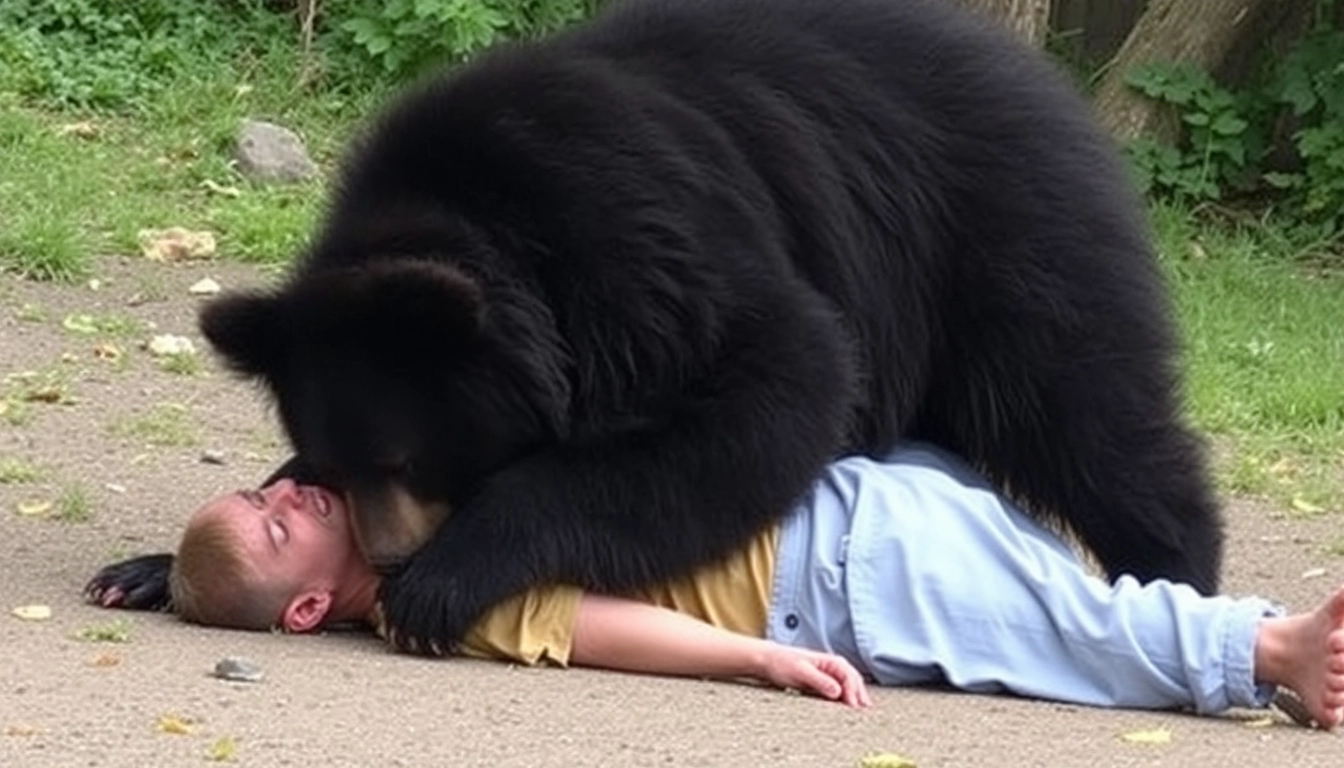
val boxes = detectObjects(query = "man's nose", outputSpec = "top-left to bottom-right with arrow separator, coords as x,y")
270,479 -> 301,512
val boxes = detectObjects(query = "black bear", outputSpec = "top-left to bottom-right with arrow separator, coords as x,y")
92,0 -> 1224,652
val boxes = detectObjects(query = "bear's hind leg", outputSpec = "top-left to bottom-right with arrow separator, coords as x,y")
923,328 -> 1226,596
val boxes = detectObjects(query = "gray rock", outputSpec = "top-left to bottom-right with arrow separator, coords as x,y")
234,119 -> 317,184
200,449 -> 227,465
213,656 -> 264,683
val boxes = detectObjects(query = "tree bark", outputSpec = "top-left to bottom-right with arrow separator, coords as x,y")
954,0 -> 1053,47
1092,0 -> 1300,144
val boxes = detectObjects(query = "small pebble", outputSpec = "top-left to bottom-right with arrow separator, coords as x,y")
200,450 -> 227,465
189,277 -> 221,295
213,657 -> 264,683
148,334 -> 196,357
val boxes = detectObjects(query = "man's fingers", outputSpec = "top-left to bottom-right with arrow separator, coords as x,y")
815,655 -> 872,708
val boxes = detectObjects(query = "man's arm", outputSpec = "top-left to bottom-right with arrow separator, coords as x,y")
570,594 -> 872,708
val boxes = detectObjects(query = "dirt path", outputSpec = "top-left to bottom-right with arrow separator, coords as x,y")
2,258 -> 1341,767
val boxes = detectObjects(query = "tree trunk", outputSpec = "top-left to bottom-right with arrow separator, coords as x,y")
955,0 -> 1053,46
1092,0 -> 1299,144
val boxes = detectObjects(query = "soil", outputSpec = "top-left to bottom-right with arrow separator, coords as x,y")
1,257 -> 1341,767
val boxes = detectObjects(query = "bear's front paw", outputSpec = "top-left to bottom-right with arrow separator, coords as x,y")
375,570 -> 479,657
84,553 -> 175,611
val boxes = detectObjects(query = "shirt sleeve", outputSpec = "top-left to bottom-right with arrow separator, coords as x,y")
457,584 -> 585,667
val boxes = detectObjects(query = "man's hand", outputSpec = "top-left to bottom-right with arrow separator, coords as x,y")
758,645 -> 873,708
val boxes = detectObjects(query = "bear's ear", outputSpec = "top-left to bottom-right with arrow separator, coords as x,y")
198,292 -> 291,379
346,260 -> 485,341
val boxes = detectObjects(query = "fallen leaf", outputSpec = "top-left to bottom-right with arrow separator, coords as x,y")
1243,716 -> 1277,728
1292,496 -> 1325,514
23,386 -> 64,404
858,754 -> 917,768
207,735 -> 239,762
4,724 -> 38,737
12,605 -> 52,621
138,227 -> 217,261
201,179 -> 241,198
1268,457 -> 1295,477
58,120 -> 101,139
1120,727 -> 1171,744
90,653 -> 121,667
93,343 -> 123,361
157,714 -> 194,735
16,500 -> 52,517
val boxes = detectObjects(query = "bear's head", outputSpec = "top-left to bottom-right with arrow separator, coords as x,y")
198,258 -> 571,568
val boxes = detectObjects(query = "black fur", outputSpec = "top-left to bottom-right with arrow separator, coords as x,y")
199,0 -> 1223,652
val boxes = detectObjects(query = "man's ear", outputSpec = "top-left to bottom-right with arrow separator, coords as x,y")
198,292 -> 289,378
280,589 -> 333,633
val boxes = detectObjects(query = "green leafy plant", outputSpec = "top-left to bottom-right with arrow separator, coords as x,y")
333,0 -> 601,83
1123,1 -> 1344,244
1124,63 -> 1258,202
0,0 -> 288,110
1261,11 -> 1344,239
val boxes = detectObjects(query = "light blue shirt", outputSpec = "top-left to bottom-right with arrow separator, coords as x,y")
765,443 -> 1277,715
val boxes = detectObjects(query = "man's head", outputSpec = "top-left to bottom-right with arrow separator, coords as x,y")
170,479 -> 376,632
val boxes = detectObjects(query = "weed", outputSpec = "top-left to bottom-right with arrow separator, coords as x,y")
0,398 -> 33,427
110,402 -> 200,447
0,457 -> 41,483
54,484 -> 93,522
61,312 -> 145,339
157,352 -> 201,376
76,618 -> 132,643
14,302 -> 46,322
3,367 -> 76,408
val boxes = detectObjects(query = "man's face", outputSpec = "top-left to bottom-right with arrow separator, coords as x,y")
194,478 -> 355,594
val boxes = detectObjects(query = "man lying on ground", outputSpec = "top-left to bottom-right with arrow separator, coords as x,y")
89,443 -> 1344,728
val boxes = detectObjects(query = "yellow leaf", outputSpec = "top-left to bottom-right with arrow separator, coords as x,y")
207,736 -> 239,762
16,500 -> 52,517
1292,496 -> 1325,514
1243,716 -> 1276,728
12,605 -> 52,621
157,715 -> 194,735
93,343 -> 123,361
5,724 -> 38,737
1120,727 -> 1171,744
859,753 -> 917,768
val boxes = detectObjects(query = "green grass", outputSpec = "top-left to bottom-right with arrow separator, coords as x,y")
1152,201 -> 1344,512
109,402 -> 200,448
0,53 -> 377,281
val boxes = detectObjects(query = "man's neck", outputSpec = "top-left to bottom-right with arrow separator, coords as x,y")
328,562 -> 381,626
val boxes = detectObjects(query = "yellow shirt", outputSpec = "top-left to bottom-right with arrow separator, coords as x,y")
458,524 -> 780,667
